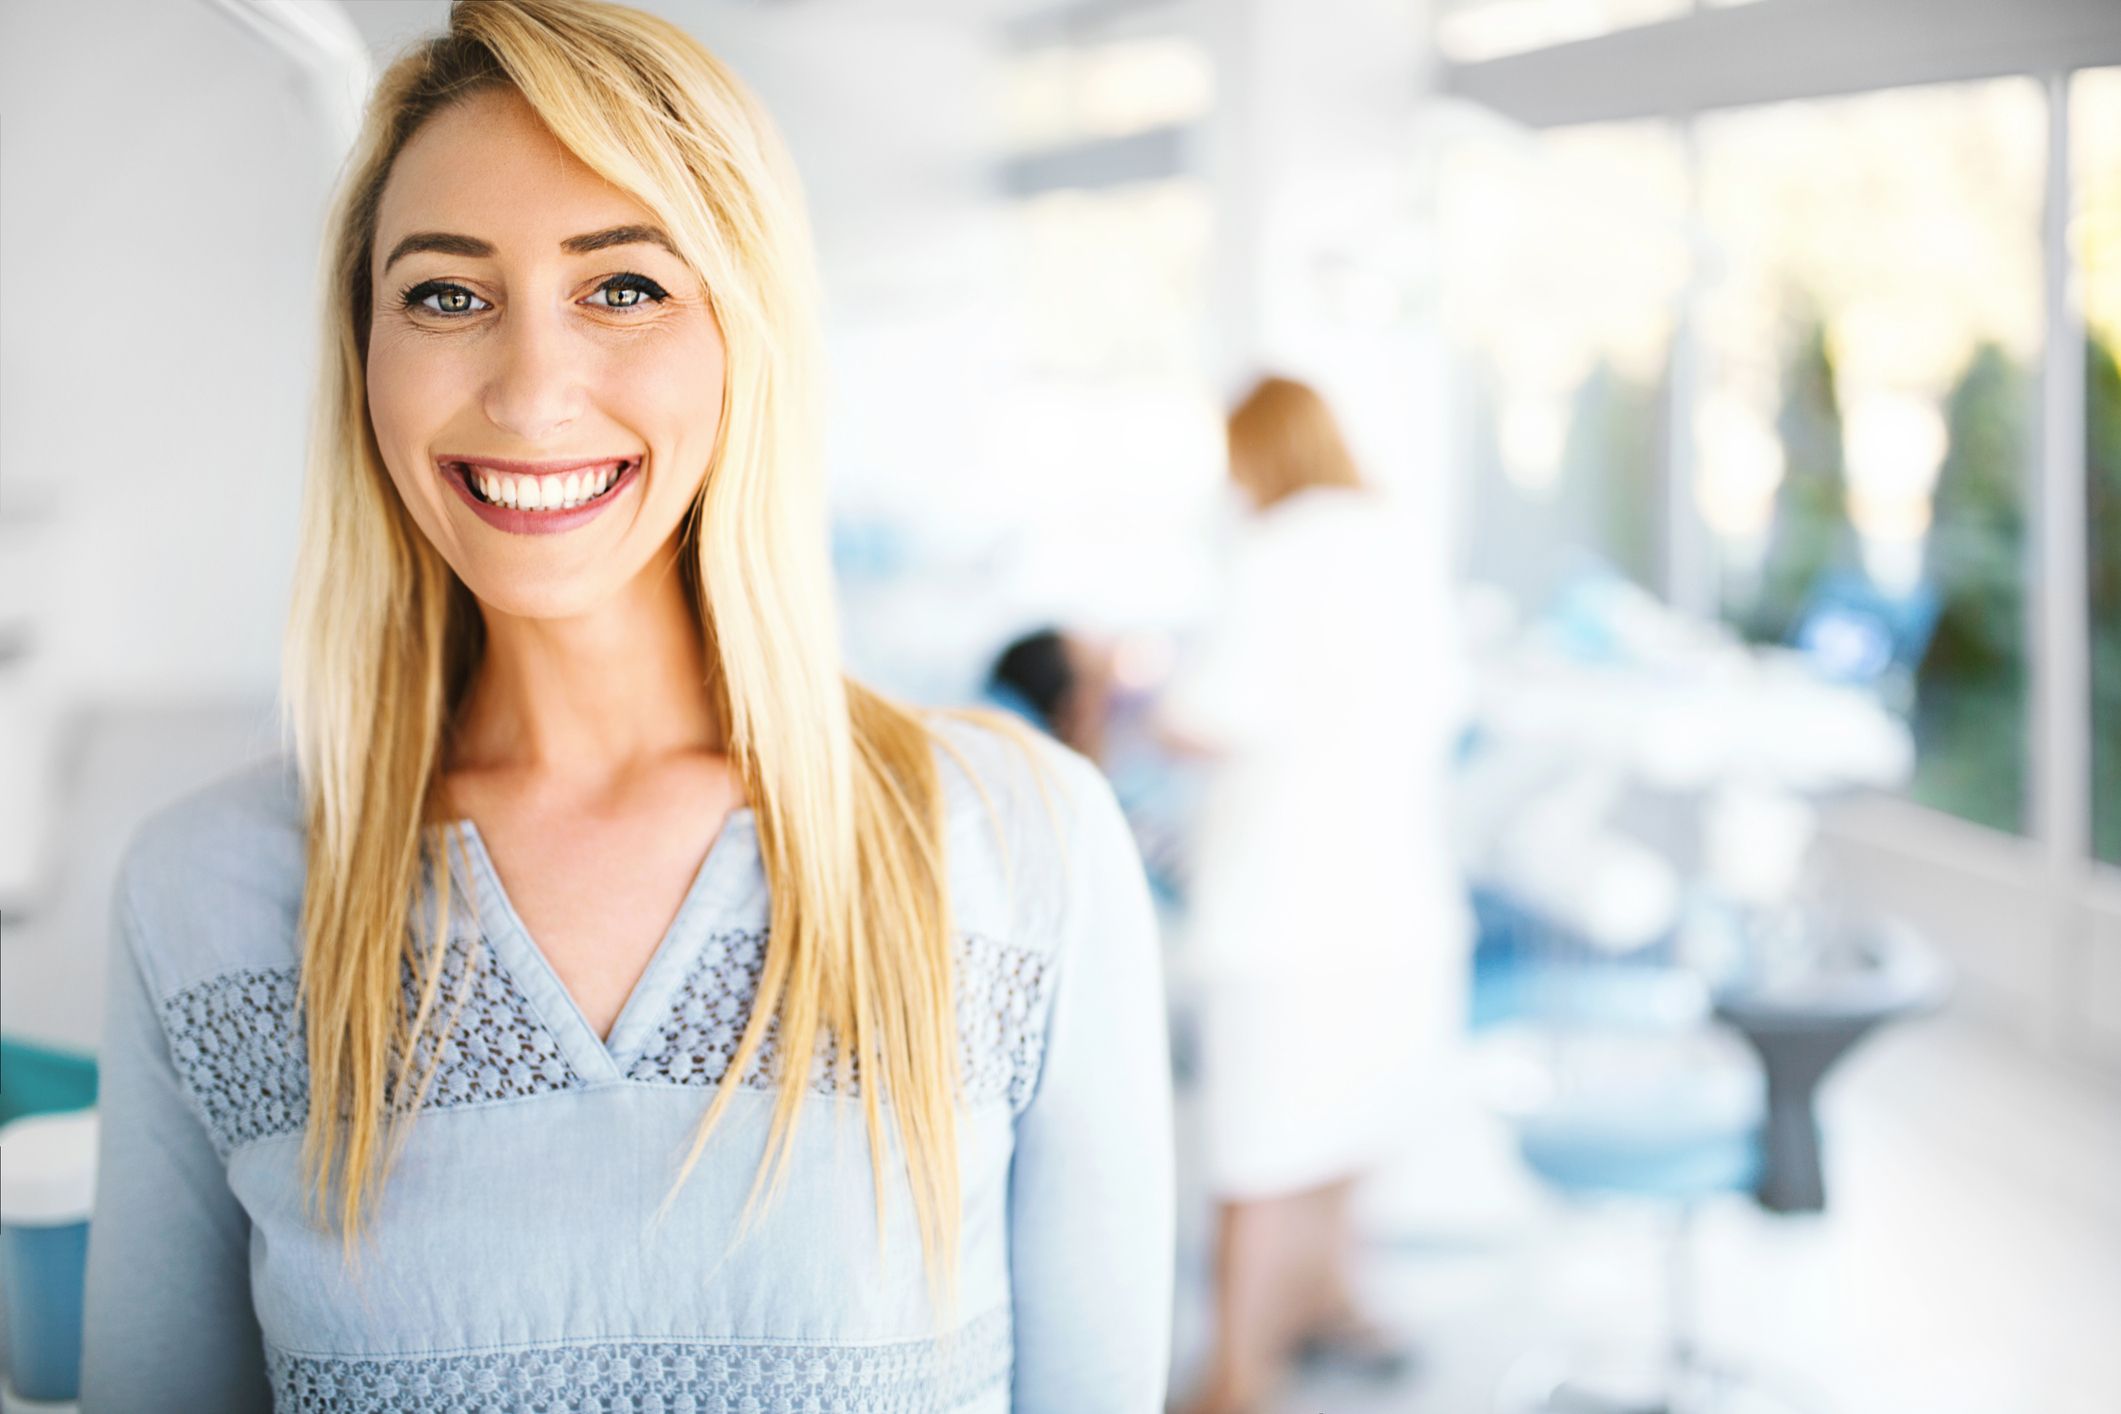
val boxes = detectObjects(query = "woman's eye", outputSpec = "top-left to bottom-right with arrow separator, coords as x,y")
393,273 -> 669,320
398,281 -> 490,318
586,272 -> 671,311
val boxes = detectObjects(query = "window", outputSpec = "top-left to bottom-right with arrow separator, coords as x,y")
987,177 -> 1222,625
1696,79 -> 2047,834
998,36 -> 1212,152
1001,178 -> 1212,381
1439,115 -> 1688,600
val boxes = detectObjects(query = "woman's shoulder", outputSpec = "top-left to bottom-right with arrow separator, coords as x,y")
920,707 -> 1129,954
925,704 -> 1109,828
112,749 -> 308,994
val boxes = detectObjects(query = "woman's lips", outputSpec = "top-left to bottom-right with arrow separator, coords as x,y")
437,455 -> 642,535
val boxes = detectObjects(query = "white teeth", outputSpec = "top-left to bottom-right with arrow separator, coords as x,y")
465,463 -> 626,510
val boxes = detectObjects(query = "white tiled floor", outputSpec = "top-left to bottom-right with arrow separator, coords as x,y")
1168,1012 -> 2121,1414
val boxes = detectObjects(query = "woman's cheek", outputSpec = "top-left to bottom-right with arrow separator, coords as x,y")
369,341 -> 454,440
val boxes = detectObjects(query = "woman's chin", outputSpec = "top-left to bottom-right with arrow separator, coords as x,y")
451,568 -> 624,624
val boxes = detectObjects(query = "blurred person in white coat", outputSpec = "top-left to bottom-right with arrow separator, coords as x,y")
1159,375 -> 1471,1414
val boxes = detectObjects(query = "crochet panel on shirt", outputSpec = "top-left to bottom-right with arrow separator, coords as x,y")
159,965 -> 314,1154
390,928 -> 586,1111
263,1302 -> 1013,1413
626,929 -> 1057,1111
161,927 -> 1057,1154
159,928 -> 588,1156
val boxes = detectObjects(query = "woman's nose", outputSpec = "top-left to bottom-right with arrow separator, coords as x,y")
480,304 -> 587,443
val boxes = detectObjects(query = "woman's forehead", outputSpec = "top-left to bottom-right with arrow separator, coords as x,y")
377,91 -> 658,260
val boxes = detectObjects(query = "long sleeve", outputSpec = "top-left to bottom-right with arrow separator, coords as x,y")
78,871 -> 273,1413
1007,755 -> 1177,1411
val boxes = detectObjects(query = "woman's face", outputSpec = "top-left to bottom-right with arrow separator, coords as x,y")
367,86 -> 726,619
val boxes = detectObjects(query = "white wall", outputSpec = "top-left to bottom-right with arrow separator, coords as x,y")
1,0 -> 340,1045
1,1 -> 330,707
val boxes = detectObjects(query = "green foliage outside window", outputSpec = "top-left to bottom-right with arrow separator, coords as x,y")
1727,320 -> 2036,835
1916,341 -> 2031,834
2090,336 -> 2121,865
1722,324 -> 2121,850
1563,359 -> 1665,591
1732,320 -> 1851,646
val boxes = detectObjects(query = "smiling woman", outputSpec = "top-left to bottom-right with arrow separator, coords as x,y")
74,3 -> 1174,1412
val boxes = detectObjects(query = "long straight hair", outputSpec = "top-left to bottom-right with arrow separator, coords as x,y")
281,0 -> 1053,1324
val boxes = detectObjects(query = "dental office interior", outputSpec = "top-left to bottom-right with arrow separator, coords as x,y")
3,0 -> 2119,1410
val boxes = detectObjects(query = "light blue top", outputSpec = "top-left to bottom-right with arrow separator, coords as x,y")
78,715 -> 1175,1412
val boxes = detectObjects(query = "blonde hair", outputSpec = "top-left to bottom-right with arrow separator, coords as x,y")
1226,374 -> 1367,508
282,0 -> 1052,1326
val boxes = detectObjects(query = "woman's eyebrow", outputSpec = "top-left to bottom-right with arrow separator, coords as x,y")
381,223 -> 678,273
561,224 -> 678,258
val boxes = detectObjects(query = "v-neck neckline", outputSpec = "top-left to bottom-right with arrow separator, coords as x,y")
443,806 -> 761,1084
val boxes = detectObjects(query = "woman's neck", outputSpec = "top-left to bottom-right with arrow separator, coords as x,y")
446,545 -> 726,784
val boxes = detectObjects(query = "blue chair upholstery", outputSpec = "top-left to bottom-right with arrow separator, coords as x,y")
1516,1073 -> 1764,1199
